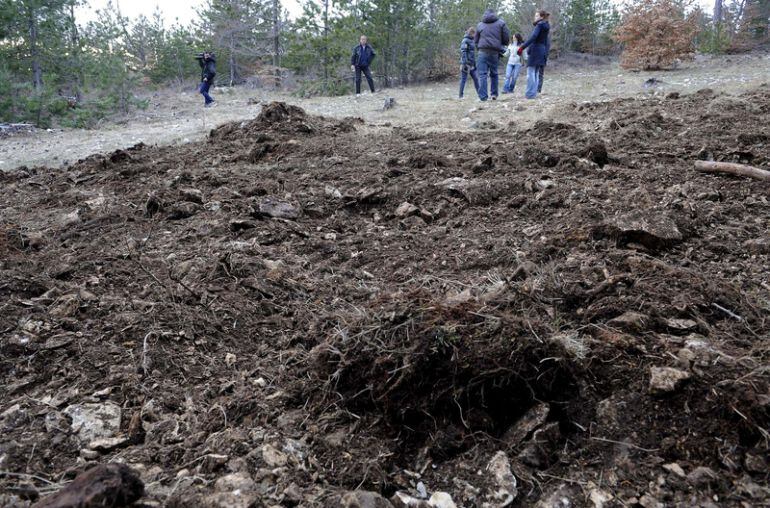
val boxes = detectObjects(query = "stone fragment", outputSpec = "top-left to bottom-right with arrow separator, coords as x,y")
257,197 -> 300,219
605,211 -> 683,249
341,490 -> 394,508
649,367 -> 691,394
63,402 -> 122,442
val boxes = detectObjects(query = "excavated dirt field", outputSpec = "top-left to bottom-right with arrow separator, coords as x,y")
1,86 -> 769,507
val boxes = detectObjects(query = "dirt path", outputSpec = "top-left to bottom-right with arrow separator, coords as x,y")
2,53 -> 770,171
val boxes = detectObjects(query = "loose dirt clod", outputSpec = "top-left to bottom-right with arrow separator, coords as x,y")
32,464 -> 144,508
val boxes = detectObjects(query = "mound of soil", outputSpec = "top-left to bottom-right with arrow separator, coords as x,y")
0,94 -> 768,507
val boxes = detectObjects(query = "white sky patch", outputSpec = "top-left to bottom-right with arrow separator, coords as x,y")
76,0 -> 304,26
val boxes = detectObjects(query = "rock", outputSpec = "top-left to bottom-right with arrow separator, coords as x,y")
662,462 -> 686,477
257,197 -> 300,219
649,366 -> 691,394
686,466 -> 719,487
608,311 -> 650,332
445,288 -> 473,305
395,202 -> 420,218
33,463 -> 144,508
63,402 -> 122,442
261,443 -> 288,467
341,490 -> 394,508
49,293 -> 80,318
167,202 -> 201,220
486,451 -> 518,506
60,210 -> 81,227
86,436 -> 130,453
589,489 -> 613,508
664,318 -> 698,331
282,482 -> 303,506
534,484 -> 573,507
324,185 -> 342,199
200,453 -> 230,473
416,482 -> 428,499
503,403 -> 549,446
470,120 -> 499,130
605,211 -> 682,249
214,472 -> 257,493
518,422 -> 560,468
428,492 -> 456,508
391,491 -> 430,507
180,188 -> 204,204
744,237 -> 770,254
638,494 -> 663,508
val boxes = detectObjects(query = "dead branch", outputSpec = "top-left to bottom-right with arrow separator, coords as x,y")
695,160 -> 770,181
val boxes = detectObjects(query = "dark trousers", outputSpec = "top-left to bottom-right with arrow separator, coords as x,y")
355,65 -> 375,94
459,65 -> 479,97
199,80 -> 214,104
538,66 -> 545,93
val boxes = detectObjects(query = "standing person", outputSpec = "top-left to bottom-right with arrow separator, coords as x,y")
196,52 -> 217,108
350,35 -> 376,96
502,33 -> 526,94
474,9 -> 511,102
538,24 -> 550,93
459,27 -> 480,99
518,10 -> 550,99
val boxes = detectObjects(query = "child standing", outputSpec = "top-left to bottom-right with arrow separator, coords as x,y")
502,34 -> 526,94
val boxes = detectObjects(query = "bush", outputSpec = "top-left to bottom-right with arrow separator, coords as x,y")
615,0 -> 698,70
293,78 -> 351,98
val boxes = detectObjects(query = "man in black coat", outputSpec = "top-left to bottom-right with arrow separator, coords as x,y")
350,35 -> 376,96
474,9 -> 511,101
196,52 -> 217,107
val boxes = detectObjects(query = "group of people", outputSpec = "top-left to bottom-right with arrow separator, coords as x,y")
460,9 -> 550,101
194,9 -> 551,107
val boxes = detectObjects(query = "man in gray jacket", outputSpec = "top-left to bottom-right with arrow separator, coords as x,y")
474,9 -> 511,101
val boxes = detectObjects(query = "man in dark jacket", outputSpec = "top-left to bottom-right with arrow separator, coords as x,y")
474,9 -> 511,101
350,35 -> 376,96
196,52 -> 216,107
519,10 -> 550,99
459,27 -> 479,99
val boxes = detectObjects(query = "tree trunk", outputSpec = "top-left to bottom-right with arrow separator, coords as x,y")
273,0 -> 281,89
69,4 -> 83,101
323,0 -> 329,91
28,8 -> 42,90
714,0 -> 723,24
229,33 -> 236,86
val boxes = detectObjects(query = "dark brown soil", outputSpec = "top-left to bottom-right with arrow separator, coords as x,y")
1,88 -> 769,507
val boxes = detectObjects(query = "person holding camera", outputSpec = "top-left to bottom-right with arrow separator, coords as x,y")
458,27 -> 479,99
196,52 -> 217,107
350,35 -> 376,96
474,9 -> 511,102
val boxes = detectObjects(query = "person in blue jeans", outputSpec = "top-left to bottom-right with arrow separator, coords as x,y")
459,27 -> 479,99
474,9 -> 510,101
196,52 -> 217,107
502,33 -> 526,94
518,10 -> 550,99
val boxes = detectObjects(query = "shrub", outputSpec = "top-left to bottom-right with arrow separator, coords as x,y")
615,0 -> 698,70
